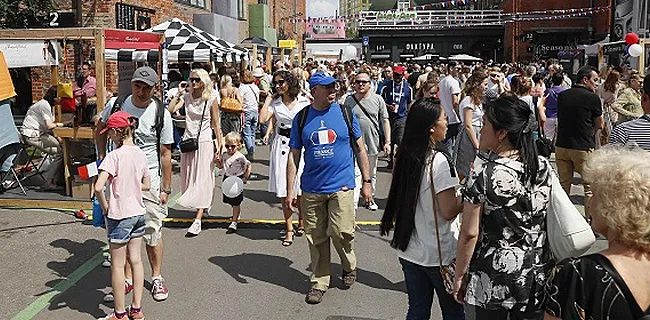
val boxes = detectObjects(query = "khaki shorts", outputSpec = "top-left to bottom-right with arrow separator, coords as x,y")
143,191 -> 167,246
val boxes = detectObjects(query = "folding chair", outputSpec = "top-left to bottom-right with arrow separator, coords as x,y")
0,102 -> 46,195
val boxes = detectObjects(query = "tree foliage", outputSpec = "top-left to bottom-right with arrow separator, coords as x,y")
0,0 -> 57,29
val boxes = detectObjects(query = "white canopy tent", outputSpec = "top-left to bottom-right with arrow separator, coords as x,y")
448,54 -> 483,62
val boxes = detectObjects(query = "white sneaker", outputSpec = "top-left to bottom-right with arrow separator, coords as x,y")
102,256 -> 111,268
226,221 -> 238,234
366,201 -> 379,211
187,219 -> 201,235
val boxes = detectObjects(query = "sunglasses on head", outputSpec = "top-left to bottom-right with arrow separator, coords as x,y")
189,77 -> 201,83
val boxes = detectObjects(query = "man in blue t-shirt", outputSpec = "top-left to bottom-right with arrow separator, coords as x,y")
380,65 -> 412,167
287,71 -> 372,305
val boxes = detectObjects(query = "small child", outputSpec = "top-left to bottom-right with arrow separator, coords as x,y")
217,132 -> 251,234
95,111 -> 150,320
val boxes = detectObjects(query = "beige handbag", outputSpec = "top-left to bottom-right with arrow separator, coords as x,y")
430,153 -> 457,295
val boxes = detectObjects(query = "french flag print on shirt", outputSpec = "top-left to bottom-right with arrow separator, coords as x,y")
311,129 -> 337,145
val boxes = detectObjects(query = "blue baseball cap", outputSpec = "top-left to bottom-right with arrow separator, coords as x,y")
309,71 -> 337,88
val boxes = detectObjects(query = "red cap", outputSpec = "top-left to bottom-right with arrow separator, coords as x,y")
393,65 -> 406,74
100,111 -> 136,134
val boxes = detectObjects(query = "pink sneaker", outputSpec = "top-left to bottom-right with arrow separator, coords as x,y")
128,307 -> 145,320
151,277 -> 168,301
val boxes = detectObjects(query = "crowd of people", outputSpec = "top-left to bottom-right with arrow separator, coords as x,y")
29,56 -> 647,319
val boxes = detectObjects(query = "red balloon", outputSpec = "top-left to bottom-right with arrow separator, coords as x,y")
625,33 -> 639,45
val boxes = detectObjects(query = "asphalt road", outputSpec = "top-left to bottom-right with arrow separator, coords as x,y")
0,146 -> 604,320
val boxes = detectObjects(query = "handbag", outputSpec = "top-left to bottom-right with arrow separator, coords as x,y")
430,153 -> 457,295
220,89 -> 243,113
534,101 -> 553,157
179,101 -> 207,153
546,168 -> 595,261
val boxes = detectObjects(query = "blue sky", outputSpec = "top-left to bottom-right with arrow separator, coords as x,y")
307,0 -> 339,18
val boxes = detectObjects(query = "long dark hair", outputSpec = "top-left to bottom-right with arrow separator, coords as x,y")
43,86 -> 57,106
380,98 -> 451,251
484,94 -> 539,185
272,70 -> 300,100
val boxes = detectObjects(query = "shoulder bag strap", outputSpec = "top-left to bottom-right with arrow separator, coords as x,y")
351,94 -> 380,134
196,101 -> 208,141
585,254 -> 648,319
430,152 -> 445,267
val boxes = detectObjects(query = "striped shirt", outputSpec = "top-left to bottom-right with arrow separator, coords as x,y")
609,114 -> 650,151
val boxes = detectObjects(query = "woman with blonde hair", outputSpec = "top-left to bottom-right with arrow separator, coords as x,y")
238,70 -> 260,160
545,146 -> 650,320
611,71 -> 644,124
596,69 -> 621,144
219,74 -> 244,135
169,68 -> 222,236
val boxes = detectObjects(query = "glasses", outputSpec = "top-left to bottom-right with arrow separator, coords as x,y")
225,144 -> 238,149
189,77 -> 201,83
489,74 -> 498,78
273,79 -> 285,87
354,80 -> 370,85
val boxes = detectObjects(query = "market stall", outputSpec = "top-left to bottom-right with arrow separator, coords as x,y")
0,28 -> 162,209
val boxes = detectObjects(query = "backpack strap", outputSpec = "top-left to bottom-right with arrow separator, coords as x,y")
339,103 -> 361,155
297,106 -> 309,146
152,96 -> 165,175
111,95 -> 129,114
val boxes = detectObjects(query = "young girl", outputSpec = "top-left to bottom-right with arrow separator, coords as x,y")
95,111 -> 150,320
217,132 -> 251,234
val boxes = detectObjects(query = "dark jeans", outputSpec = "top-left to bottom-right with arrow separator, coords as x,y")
400,258 -> 465,320
471,306 -> 544,320
389,117 -> 406,161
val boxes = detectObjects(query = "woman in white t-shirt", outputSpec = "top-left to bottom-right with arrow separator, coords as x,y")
456,72 -> 488,178
380,98 -> 465,320
238,70 -> 260,159
21,86 -> 65,188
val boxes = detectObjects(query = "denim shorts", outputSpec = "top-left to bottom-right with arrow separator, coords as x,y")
106,215 -> 146,245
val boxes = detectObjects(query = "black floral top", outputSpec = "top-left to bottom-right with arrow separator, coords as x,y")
545,254 -> 650,320
462,153 -> 553,311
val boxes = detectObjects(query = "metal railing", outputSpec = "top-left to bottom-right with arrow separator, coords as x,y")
359,9 -> 505,29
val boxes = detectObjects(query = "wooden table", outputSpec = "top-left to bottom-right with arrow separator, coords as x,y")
52,126 -> 96,196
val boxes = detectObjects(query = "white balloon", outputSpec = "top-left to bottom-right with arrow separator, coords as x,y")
222,176 -> 244,198
629,43 -> 643,57
342,45 -> 357,61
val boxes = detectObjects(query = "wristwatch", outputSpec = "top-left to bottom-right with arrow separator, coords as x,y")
362,179 -> 372,184
161,188 -> 172,195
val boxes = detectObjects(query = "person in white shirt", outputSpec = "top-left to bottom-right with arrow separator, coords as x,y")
437,61 -> 462,156
20,86 -> 66,189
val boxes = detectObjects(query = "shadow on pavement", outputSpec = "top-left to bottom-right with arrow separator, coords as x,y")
209,253 -> 309,293
43,238 -> 110,318
209,253 -> 405,294
330,263 -> 406,293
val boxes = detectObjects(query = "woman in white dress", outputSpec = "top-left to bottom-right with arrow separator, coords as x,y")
169,69 -> 222,236
260,70 -> 310,246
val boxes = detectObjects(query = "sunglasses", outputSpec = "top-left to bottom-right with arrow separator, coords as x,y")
489,74 -> 498,77
189,77 -> 201,83
225,144 -> 238,149
354,80 -> 370,85
273,79 -> 286,87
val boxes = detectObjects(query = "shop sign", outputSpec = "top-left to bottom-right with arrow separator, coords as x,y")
404,42 -> 436,51
377,11 -> 416,21
602,42 -> 627,55
536,44 -> 577,56
0,40 -> 59,68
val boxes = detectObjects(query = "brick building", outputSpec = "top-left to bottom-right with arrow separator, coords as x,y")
27,0 -> 211,104
501,0 -> 610,62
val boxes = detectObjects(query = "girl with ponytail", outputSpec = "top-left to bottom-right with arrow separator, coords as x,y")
453,94 -> 553,320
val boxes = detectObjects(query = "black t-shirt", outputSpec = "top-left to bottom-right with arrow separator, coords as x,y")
407,72 -> 422,88
556,86 -> 602,150
545,254 -> 650,320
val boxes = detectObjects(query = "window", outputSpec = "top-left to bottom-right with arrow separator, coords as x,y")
397,0 -> 410,10
237,0 -> 246,19
175,0 -> 208,9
